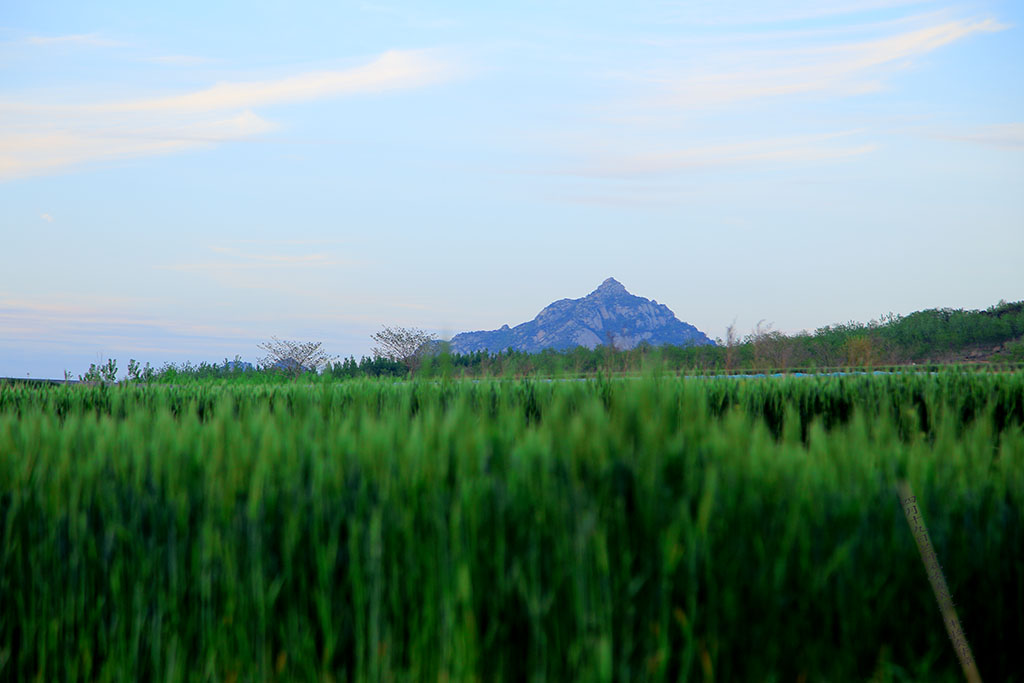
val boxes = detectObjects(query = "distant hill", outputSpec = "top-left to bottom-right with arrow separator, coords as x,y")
449,278 -> 714,354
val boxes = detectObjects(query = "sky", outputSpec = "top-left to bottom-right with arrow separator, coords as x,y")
2,0 -> 1022,378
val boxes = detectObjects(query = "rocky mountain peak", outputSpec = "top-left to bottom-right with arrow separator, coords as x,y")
449,279 -> 714,354
593,277 -> 627,295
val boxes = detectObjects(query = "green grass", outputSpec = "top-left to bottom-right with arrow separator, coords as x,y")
1,372 -> 1022,681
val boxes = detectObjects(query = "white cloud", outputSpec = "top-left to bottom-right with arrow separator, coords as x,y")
0,50 -> 456,181
40,213 -> 53,222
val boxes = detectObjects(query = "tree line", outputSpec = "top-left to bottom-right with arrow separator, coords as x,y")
83,300 -> 1024,384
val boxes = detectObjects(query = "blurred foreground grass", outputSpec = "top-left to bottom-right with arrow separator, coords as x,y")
0,372 -> 1021,681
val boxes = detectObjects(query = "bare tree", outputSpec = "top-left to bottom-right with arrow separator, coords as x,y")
743,320 -> 800,371
723,320 -> 739,372
371,326 -> 438,372
257,337 -> 336,376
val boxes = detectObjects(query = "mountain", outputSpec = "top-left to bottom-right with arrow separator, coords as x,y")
449,278 -> 714,354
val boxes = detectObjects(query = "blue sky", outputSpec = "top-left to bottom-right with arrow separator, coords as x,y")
2,0 -> 1022,378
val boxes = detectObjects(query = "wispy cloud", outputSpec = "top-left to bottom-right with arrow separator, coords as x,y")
637,18 -> 1005,109
637,8 -> 959,49
0,298 -> 261,355
0,295 -> 394,367
545,189 -> 698,208
159,244 -> 360,274
146,55 -> 214,66
227,237 -> 352,247
934,122 -> 1024,150
93,50 -> 452,114
164,257 -> 344,272
546,13 -> 1001,188
565,131 -> 876,178
0,111 -> 276,181
663,0 -> 940,26
0,50 -> 456,181
358,3 -> 458,29
26,33 -> 127,47
207,245 -> 343,264
40,213 -> 53,222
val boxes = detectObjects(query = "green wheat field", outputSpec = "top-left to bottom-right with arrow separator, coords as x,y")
1,371 -> 1022,681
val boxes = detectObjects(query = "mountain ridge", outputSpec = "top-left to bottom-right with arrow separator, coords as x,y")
449,278 -> 714,354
